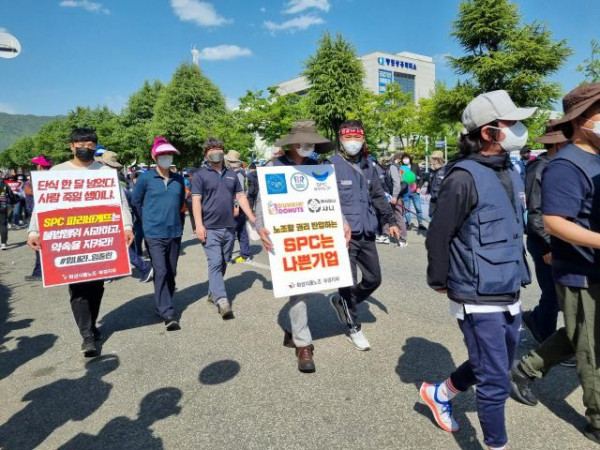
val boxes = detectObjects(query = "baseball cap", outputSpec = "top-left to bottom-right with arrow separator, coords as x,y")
461,90 -> 537,134
151,137 -> 179,157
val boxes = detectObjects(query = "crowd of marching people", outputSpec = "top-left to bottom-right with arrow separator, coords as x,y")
2,81 -> 600,449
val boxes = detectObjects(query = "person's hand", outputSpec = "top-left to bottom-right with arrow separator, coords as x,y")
195,225 -> 207,243
124,230 -> 134,247
435,288 -> 448,294
27,235 -> 40,251
343,223 -> 351,247
390,196 -> 397,206
543,252 -> 552,265
388,225 -> 401,240
259,228 -> 273,253
233,205 -> 240,218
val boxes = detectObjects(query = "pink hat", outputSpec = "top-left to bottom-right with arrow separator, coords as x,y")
151,137 -> 180,157
31,155 -> 52,167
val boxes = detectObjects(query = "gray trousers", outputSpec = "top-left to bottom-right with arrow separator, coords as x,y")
202,228 -> 235,304
288,294 -> 312,347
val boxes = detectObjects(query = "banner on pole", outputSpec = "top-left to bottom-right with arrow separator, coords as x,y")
257,165 -> 353,298
32,170 -> 131,287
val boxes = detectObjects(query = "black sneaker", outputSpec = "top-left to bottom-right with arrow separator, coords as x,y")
418,224 -> 428,231
406,223 -> 413,231
329,293 -> 349,326
218,303 -> 234,320
521,310 -> 543,344
164,317 -> 181,331
584,425 -> 600,445
81,337 -> 98,358
140,268 -> 154,283
510,364 -> 538,406
92,327 -> 104,342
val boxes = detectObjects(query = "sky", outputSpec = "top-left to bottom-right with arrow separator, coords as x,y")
0,0 -> 598,116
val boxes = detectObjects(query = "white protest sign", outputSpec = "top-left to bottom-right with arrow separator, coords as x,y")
257,164 -> 353,298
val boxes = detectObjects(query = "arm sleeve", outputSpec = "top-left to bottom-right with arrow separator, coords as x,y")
425,169 -> 478,290
390,166 -> 402,197
119,185 -> 133,230
525,163 -> 551,253
131,175 -> 146,224
542,161 -> 589,219
370,169 -> 397,227
191,173 -> 203,196
234,175 -> 243,194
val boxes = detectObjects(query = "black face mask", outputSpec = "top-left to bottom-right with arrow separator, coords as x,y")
75,147 -> 95,162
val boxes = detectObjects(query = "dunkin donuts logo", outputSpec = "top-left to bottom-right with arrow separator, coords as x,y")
267,201 -> 304,215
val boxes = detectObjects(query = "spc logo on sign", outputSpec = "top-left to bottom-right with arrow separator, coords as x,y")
290,172 -> 309,192
266,174 -> 287,195
311,170 -> 330,182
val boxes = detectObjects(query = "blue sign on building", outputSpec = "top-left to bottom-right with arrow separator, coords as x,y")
378,57 -> 417,70
378,69 -> 393,94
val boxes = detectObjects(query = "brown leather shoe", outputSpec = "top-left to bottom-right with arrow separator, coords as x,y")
283,329 -> 296,348
295,345 -> 315,373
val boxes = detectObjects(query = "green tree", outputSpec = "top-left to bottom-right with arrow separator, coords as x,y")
210,109 -> 255,161
577,40 -> 600,83
152,63 -> 227,164
436,0 -> 572,124
303,32 -> 365,140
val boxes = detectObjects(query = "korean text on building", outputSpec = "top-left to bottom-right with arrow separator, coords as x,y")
257,165 -> 353,298
32,171 -> 131,287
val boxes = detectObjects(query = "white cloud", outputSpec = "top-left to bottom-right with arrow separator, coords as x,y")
226,96 -> 240,110
170,0 -> 232,27
0,102 -> 17,114
59,0 -> 110,15
0,28 -> 7,33
282,0 -> 330,14
264,15 -> 324,33
197,45 -> 252,61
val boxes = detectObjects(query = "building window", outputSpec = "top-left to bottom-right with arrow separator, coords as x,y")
393,72 -> 415,100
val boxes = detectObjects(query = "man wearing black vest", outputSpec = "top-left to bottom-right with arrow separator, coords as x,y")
421,91 -> 534,450
510,83 -> 600,445
328,120 -> 400,351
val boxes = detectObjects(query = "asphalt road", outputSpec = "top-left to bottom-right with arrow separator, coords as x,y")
0,222 -> 594,449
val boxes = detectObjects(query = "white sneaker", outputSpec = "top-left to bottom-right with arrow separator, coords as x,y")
419,382 -> 459,433
376,235 -> 390,244
397,240 -> 408,248
347,328 -> 371,351
0,243 -> 6,250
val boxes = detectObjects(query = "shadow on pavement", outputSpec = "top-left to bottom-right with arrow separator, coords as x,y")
199,360 -> 241,385
276,294 -> 378,341
57,387 -> 182,450
0,269 -> 58,380
0,355 -> 119,450
396,337 -> 483,450
227,270 -> 271,303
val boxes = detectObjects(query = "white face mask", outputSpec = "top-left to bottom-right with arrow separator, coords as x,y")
296,143 -> 315,157
341,140 -> 363,156
584,118 -> 600,138
157,155 -> 173,169
489,121 -> 529,152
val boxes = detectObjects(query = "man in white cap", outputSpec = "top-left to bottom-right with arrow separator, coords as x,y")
421,90 -> 535,450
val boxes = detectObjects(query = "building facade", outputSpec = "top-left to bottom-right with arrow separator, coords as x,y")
276,50 -> 436,102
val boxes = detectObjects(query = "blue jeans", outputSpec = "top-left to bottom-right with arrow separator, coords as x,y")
129,244 -> 152,278
12,201 -> 22,225
202,228 -> 235,302
234,213 -> 250,258
450,311 -> 521,448
403,193 -> 423,226
526,237 -> 559,341
146,237 -> 181,319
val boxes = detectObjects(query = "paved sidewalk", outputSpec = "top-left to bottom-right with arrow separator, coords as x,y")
0,224 -> 593,449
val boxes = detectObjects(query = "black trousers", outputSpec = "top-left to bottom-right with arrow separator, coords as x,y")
69,280 -> 104,340
338,234 -> 382,329
0,209 -> 7,244
146,237 -> 181,319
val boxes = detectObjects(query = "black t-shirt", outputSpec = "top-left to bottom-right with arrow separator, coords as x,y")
191,165 -> 242,229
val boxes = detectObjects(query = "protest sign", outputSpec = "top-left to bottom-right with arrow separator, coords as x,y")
31,170 -> 131,287
257,164 -> 352,298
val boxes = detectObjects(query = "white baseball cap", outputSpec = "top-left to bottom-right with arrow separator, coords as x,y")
461,90 -> 537,134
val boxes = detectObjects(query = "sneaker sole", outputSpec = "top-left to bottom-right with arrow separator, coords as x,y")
221,311 -> 235,320
346,335 -> 371,351
419,384 -> 459,433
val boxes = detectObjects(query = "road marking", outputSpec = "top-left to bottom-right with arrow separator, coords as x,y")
242,260 -> 270,271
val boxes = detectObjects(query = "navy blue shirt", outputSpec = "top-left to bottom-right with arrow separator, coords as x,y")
132,169 -> 185,239
542,150 -> 600,287
192,165 -> 242,229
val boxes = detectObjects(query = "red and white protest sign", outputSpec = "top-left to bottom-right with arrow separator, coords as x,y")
32,170 -> 131,287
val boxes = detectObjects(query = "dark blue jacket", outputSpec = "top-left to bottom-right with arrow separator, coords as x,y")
447,160 -> 530,304
327,154 -> 396,238
132,169 -> 185,239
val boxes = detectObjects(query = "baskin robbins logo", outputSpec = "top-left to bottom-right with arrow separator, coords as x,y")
312,170 -> 332,191
265,173 -> 287,195
290,172 -> 309,192
268,201 -> 304,215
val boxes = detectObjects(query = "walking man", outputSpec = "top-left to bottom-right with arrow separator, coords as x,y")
27,128 -> 134,357
132,137 -> 185,331
224,150 -> 252,263
192,138 -> 255,320
421,90 -> 534,450
327,120 -> 401,351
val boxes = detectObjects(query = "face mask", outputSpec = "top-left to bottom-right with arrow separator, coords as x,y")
75,147 -> 95,162
157,155 -> 173,169
583,119 -> 600,138
208,151 -> 224,163
402,158 -> 410,165
297,144 -> 315,157
341,140 -> 363,156
489,121 -> 529,152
